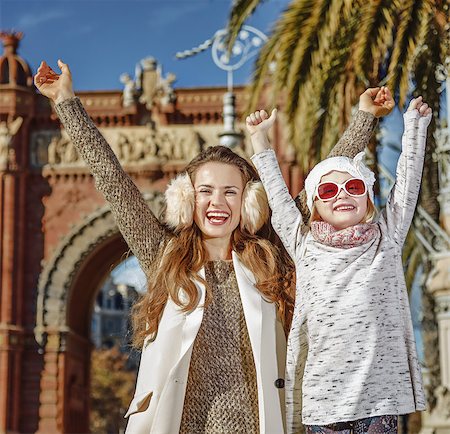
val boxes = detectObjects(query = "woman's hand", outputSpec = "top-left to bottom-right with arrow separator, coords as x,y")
407,96 -> 432,117
34,60 -> 75,105
359,86 -> 394,118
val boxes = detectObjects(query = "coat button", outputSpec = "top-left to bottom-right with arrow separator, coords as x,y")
274,378 -> 285,388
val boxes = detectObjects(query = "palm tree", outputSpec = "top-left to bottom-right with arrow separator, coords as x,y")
227,0 -> 449,411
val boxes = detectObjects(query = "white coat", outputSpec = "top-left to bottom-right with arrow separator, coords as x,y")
124,251 -> 287,434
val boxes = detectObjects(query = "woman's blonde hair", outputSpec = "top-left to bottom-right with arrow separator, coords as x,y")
131,146 -> 295,347
310,196 -> 377,225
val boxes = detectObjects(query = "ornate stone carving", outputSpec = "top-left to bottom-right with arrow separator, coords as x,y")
30,130 -> 81,166
434,385 -> 450,419
31,124 -> 218,167
435,127 -> 450,216
120,72 -> 138,107
414,206 -> 450,258
435,294 -> 450,316
135,57 -> 176,109
0,117 -> 23,170
48,135 -> 80,165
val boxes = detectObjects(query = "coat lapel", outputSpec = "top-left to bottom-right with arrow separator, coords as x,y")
232,252 -> 263,362
177,267 -> 206,365
232,252 -> 286,434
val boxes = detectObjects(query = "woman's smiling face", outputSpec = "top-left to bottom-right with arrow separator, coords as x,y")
193,162 -> 244,242
314,170 -> 368,230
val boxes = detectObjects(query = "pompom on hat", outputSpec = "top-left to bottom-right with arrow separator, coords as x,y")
304,151 -> 376,211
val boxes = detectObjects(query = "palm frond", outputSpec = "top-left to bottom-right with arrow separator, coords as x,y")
290,2 -> 361,168
245,34 -> 280,110
226,0 -> 265,52
353,0 -> 399,83
285,0 -> 334,122
412,15 -> 442,221
243,0 -> 311,111
386,0 -> 429,105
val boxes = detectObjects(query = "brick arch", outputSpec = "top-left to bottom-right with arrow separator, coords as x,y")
34,192 -> 164,434
35,191 -> 164,345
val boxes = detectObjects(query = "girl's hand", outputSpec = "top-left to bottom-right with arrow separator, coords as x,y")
34,60 -> 75,105
407,96 -> 432,117
245,109 -> 277,136
359,86 -> 394,118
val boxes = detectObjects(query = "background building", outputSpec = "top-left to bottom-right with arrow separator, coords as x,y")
91,277 -> 137,351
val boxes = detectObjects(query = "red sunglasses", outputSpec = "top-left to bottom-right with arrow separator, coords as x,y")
315,178 -> 367,201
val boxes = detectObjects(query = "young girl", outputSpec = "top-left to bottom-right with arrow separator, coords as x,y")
246,96 -> 432,434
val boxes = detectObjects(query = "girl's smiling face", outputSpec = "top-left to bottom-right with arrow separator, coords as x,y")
193,162 -> 244,242
314,170 -> 368,230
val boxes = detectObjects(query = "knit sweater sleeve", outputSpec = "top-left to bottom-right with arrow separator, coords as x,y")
251,149 -> 304,259
383,110 -> 431,245
54,97 -> 169,276
294,110 -> 378,221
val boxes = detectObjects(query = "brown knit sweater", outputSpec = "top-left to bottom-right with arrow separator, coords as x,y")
179,260 -> 259,434
54,97 -> 377,430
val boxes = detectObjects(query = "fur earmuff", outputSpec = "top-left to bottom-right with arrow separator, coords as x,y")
240,181 -> 269,234
164,173 -> 195,230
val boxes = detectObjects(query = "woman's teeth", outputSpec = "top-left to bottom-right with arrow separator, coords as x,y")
207,212 -> 229,223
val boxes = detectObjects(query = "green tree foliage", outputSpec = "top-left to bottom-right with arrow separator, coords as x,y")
228,0 -> 448,173
90,347 -> 137,433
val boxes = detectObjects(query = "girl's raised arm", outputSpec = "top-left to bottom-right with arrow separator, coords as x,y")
247,110 -> 304,259
384,97 -> 432,245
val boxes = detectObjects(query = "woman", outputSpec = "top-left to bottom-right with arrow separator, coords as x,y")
34,59 -> 391,434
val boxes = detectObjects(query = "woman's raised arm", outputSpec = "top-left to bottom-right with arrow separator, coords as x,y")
35,60 -> 170,277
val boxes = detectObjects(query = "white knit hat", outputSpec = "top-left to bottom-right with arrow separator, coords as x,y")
304,152 -> 376,211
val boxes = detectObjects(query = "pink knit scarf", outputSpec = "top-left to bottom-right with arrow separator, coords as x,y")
310,221 -> 380,249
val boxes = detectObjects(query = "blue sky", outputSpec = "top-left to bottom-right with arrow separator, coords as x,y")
1,0 -> 290,90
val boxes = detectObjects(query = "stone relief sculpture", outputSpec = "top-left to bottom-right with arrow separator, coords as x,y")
436,128 -> 450,193
31,125 -> 209,167
47,136 -> 59,165
116,133 -> 133,163
120,73 -> 138,107
0,117 -> 23,170
157,72 -> 176,107
135,57 -> 177,109
157,129 -> 202,161
120,57 -> 176,109
48,135 -> 80,165
136,56 -> 158,108
434,385 -> 450,418
34,135 -> 50,166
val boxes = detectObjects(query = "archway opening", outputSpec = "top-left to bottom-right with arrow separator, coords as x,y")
89,255 -> 146,433
64,233 -> 142,433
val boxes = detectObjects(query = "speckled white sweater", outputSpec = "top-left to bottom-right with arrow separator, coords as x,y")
252,110 -> 431,432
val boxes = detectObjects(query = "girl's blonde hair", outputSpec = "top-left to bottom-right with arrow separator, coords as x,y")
131,146 -> 295,348
310,196 -> 377,225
